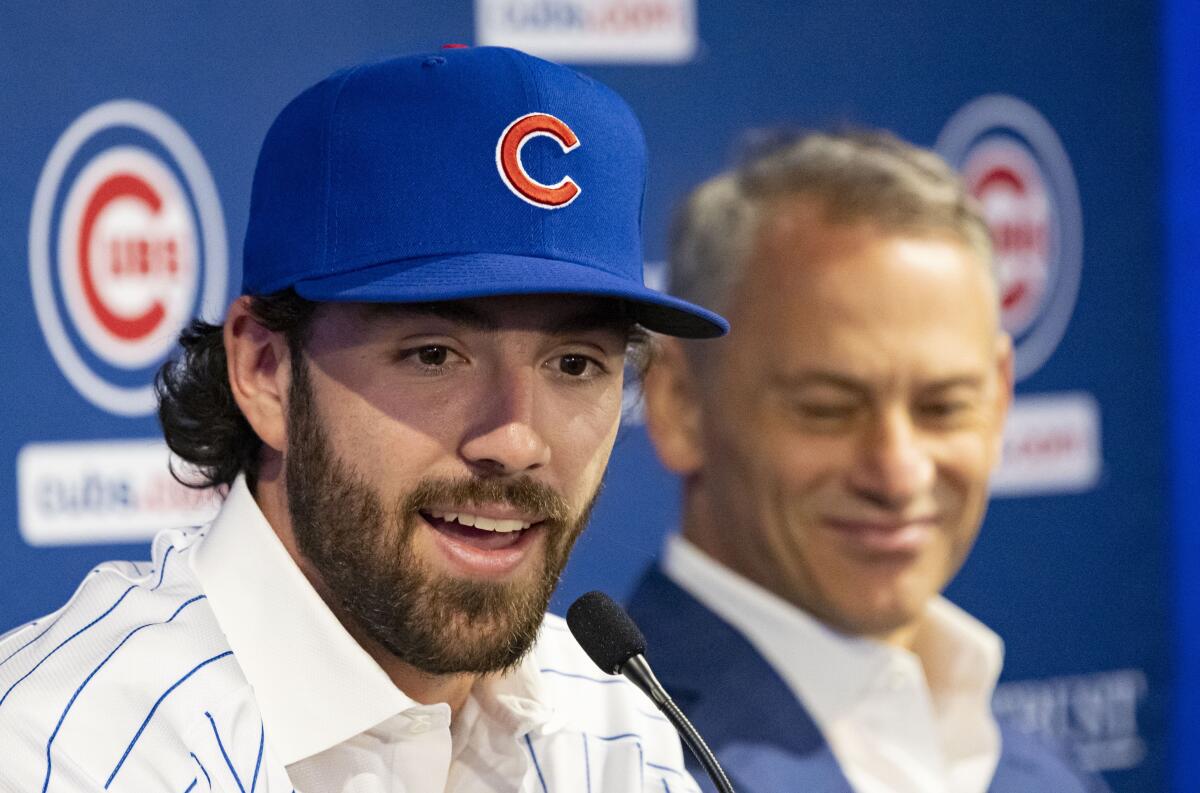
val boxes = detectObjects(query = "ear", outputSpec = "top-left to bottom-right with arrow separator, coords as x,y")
642,337 -> 706,475
224,296 -> 292,454
991,332 -> 1015,460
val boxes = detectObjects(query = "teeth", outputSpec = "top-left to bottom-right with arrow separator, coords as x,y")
427,510 -> 532,533
474,516 -> 530,532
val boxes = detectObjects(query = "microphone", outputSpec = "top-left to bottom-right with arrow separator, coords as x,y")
567,591 -> 737,793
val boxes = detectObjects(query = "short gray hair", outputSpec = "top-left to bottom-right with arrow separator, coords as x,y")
668,130 -> 992,317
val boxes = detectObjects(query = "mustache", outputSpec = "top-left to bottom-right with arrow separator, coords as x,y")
401,476 -> 573,526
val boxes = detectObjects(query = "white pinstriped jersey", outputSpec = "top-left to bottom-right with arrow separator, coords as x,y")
0,479 -> 698,793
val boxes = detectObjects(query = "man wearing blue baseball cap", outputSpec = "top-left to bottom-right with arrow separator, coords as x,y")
0,46 -> 725,793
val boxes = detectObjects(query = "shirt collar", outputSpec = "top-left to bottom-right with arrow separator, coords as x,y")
475,645 -> 559,737
661,534 -> 1003,722
190,476 -> 557,764
912,596 -> 1005,711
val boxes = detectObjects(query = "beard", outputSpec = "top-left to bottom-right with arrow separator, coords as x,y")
283,355 -> 597,676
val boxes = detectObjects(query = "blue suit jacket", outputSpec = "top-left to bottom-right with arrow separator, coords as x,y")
626,566 -> 1107,793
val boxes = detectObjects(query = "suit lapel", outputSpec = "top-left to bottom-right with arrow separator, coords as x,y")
628,567 -> 855,793
627,568 -> 1107,793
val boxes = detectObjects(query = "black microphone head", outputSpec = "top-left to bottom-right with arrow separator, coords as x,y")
566,591 -> 647,675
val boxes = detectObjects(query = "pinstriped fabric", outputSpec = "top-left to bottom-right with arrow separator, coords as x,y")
0,513 -> 699,793
0,529 -> 245,793
531,621 -> 701,793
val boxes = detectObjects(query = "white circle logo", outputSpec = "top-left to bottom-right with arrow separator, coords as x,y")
29,101 -> 228,416
937,95 -> 1082,382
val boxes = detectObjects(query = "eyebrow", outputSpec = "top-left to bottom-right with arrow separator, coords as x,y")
770,371 -> 871,398
364,300 -> 631,336
920,375 -> 987,392
770,371 -> 987,395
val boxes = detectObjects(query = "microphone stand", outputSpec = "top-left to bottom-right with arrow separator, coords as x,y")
621,654 -> 737,793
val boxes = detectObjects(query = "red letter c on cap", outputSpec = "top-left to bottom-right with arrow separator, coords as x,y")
496,113 -> 581,209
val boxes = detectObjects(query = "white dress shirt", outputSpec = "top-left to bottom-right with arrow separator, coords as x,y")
0,477 -> 697,793
662,534 -> 1004,793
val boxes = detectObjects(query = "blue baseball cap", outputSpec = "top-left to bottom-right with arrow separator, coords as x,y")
241,46 -> 727,338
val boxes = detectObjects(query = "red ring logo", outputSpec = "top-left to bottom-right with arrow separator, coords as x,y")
974,165 -> 1046,315
55,146 -> 198,372
963,140 -> 1052,339
79,173 -> 172,341
496,113 -> 581,208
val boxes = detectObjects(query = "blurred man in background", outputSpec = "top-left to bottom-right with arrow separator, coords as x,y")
0,46 -> 726,793
628,131 -> 1104,793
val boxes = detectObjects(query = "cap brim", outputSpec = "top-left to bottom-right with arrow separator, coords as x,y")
291,253 -> 728,338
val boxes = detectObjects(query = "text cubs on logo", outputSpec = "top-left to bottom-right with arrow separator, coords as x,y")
937,95 -> 1082,381
496,112 -> 581,208
29,100 -> 227,416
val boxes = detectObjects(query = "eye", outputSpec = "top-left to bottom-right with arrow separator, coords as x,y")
549,353 -> 608,380
396,344 -> 463,373
416,346 -> 449,367
918,400 -> 972,421
559,355 -> 591,377
793,402 -> 856,420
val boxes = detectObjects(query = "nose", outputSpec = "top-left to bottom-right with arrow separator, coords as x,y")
458,366 -> 551,476
848,407 -> 936,508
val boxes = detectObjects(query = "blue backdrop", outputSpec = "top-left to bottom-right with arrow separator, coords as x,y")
0,3 -> 1180,791
1164,0 -> 1199,789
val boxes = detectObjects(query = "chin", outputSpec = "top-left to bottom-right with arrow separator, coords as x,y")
833,587 -> 931,638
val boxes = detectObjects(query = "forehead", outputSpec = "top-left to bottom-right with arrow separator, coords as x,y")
729,205 -> 998,376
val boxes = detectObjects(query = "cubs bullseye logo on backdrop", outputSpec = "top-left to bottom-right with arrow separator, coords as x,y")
29,100 -> 227,416
937,95 -> 1082,381
57,147 -> 198,370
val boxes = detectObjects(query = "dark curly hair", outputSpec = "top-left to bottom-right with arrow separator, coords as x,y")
156,289 -> 317,490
